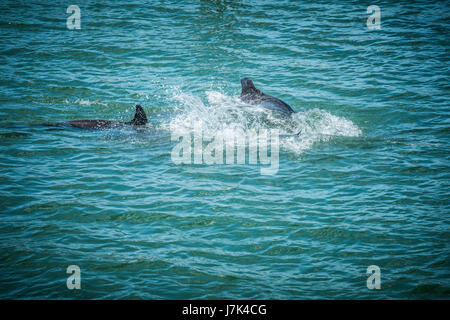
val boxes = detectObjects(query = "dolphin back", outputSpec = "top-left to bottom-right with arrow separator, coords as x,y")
260,96 -> 295,115
46,105 -> 149,129
240,78 -> 295,115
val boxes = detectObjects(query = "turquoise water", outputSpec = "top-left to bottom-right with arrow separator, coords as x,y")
0,0 -> 449,299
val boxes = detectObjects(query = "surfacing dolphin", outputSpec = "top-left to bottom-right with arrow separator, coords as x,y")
240,77 -> 295,115
50,104 -> 148,129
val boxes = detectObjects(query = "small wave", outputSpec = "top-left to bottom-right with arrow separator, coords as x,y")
64,99 -> 108,107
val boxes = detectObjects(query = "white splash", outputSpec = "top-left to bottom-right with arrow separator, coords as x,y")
163,88 -> 362,156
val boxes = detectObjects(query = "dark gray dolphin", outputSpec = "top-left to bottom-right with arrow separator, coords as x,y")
240,78 -> 295,115
51,104 -> 148,129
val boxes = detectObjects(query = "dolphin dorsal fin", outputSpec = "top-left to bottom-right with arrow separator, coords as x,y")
131,105 -> 148,125
240,77 -> 261,96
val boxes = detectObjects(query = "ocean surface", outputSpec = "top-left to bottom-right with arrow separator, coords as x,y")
0,0 -> 448,299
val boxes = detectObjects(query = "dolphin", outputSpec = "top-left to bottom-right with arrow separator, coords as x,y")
50,104 -> 148,129
240,77 -> 295,115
